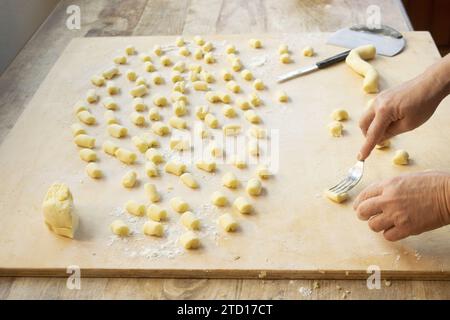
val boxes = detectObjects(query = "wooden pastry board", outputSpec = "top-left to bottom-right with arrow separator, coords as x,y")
0,33 -> 449,280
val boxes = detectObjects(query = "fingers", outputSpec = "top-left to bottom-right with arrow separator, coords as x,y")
353,182 -> 383,210
368,214 -> 394,232
383,226 -> 410,242
355,196 -> 384,220
358,112 -> 391,160
359,106 -> 375,137
380,121 -> 410,142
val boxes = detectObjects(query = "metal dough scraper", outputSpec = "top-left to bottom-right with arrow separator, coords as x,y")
277,24 -> 406,83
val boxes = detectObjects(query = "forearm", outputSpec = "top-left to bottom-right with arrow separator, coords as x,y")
421,54 -> 450,100
443,176 -> 450,226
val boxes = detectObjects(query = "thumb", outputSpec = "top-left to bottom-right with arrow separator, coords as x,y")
358,112 -> 391,160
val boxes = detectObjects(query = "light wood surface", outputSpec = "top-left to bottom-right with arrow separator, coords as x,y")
1,0 -> 447,300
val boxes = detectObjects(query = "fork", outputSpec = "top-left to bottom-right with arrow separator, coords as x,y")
327,161 -> 364,194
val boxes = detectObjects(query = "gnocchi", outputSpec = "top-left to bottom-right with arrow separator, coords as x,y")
110,220 -> 130,236
328,121 -> 343,137
102,97 -> 118,110
169,116 -> 187,129
145,148 -> 164,164
133,97 -> 146,111
253,79 -> 265,90
244,110 -> 261,124
130,112 -> 146,126
165,160 -> 186,176
122,171 -> 137,188
241,69 -> 253,81
218,213 -> 238,232
108,124 -> 128,138
249,38 -> 262,48
126,69 -> 137,81
125,200 -> 145,216
71,123 -> 86,136
77,110 -> 96,125
279,53 -> 291,64
180,211 -> 200,230
79,149 -> 97,162
114,148 -> 137,164
74,134 -> 95,149
102,66 -> 119,80
143,221 -> 164,237
179,231 -> 200,249
193,81 -> 208,91
104,110 -> 118,125
345,44 -> 379,93
91,75 -> 105,87
392,150 -> 409,165
276,90 -> 288,102
151,121 -> 170,136
145,161 -> 159,177
222,172 -> 239,189
180,173 -> 198,189
211,191 -> 227,206
153,94 -> 168,107
246,178 -> 262,196
234,197 -> 252,214
170,197 -> 189,213
102,140 -> 118,156
130,84 -> 148,97
331,109 -> 349,121
86,89 -> 98,103
86,162 -> 102,179
302,46 -> 314,57
223,123 -> 241,136
147,204 -> 167,221
144,183 -> 160,203
205,113 -> 219,128
324,190 -> 349,203
196,159 -> 216,172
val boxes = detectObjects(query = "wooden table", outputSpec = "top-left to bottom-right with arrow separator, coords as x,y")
0,0 -> 448,300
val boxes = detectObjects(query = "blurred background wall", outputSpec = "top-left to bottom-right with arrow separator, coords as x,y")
0,0 -> 60,74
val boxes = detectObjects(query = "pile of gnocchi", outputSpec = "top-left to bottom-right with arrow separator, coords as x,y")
70,36 -> 295,249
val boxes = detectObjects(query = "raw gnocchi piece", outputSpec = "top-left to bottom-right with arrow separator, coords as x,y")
241,69 -> 253,81
179,231 -> 200,249
180,211 -> 200,230
205,113 -> 219,128
172,100 -> 187,116
79,148 -> 97,162
222,172 -> 239,189
205,91 -> 221,103
125,45 -> 135,55
122,171 -> 137,188
211,191 -> 227,206
302,46 -> 314,57
202,41 -> 213,52
172,61 -> 186,73
114,148 -> 137,164
86,163 -> 102,179
110,220 -> 130,236
188,63 -> 202,73
392,150 -> 409,165
130,84 -> 148,97
328,121 -> 343,137
234,197 -> 252,214
125,200 -> 145,217
113,55 -> 127,64
249,38 -> 262,48
279,53 -> 291,64
180,173 -> 198,189
71,123 -> 86,136
140,134 -> 159,148
226,80 -> 240,93
193,80 -> 208,91
256,165 -> 271,179
102,66 -> 119,80
143,221 -> 164,237
175,36 -> 185,47
102,140 -> 118,156
132,97 -> 146,111
244,110 -> 261,124
231,155 -> 246,169
102,97 -> 118,110
194,48 -> 203,60
170,138 -> 190,151
253,79 -> 265,90
132,136 -> 149,153
222,98 -> 236,112
140,53 -> 152,62
171,91 -> 188,103
126,69 -> 137,81
160,55 -> 172,66
77,110 -> 96,125
231,58 -> 242,71
144,61 -> 156,72
173,81 -> 186,93
204,52 -> 215,64
201,71 -> 215,83
221,69 -> 233,81
170,197 -> 189,213
246,178 -> 262,196
74,134 -> 95,149
169,116 -> 187,130
237,98 -> 251,110
249,125 -> 266,139
376,140 -> 391,149
86,89 -> 98,103
218,213 -> 238,232
209,142 -> 223,158
73,101 -> 88,114
278,44 -> 289,54
225,44 -> 236,54
108,124 -> 128,138
153,44 -> 163,56
195,105 -> 209,120
147,204 -> 167,221
145,161 -> 159,177
145,148 -> 164,164
152,94 -> 168,107
165,160 -> 186,176
151,72 -> 164,85
248,139 -> 259,156
130,112 -> 146,126
144,183 -> 160,203
196,159 -> 216,172
223,123 -> 241,136
196,123 -> 209,139
194,35 -> 205,46
91,75 -> 105,87
171,71 -> 183,83
276,90 -> 288,102
151,121 -> 170,136
249,93 -> 261,107
148,107 -> 161,121
179,46 -> 190,57
218,92 -> 231,104
331,109 -> 349,121
324,190 -> 349,203
136,76 -> 148,87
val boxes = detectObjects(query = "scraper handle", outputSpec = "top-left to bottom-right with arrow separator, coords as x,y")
316,50 -> 351,69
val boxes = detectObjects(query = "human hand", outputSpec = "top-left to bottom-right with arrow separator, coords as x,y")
358,77 -> 444,160
353,171 -> 450,241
